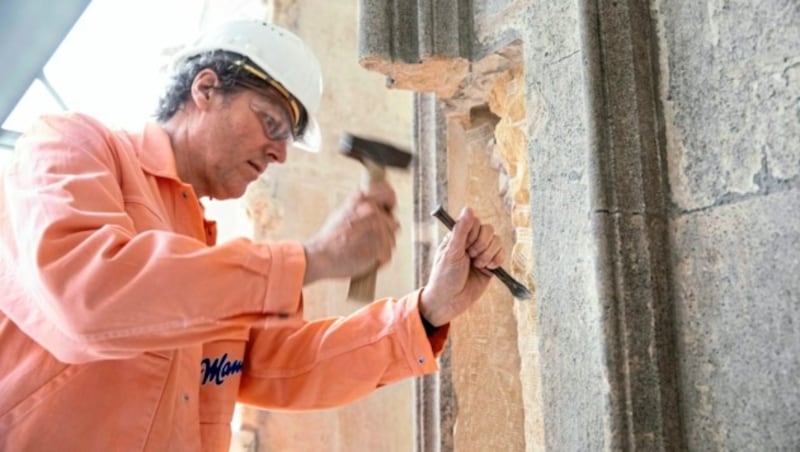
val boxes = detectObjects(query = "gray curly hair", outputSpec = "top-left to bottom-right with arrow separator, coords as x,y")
155,50 -> 250,122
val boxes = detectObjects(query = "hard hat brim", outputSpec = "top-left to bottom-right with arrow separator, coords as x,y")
292,115 -> 321,152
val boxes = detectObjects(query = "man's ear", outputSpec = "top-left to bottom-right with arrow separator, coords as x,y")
191,69 -> 220,110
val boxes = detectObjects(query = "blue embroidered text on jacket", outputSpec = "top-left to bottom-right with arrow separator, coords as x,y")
201,353 -> 244,385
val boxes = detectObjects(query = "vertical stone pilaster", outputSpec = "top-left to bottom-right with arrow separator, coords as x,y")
583,0 -> 683,447
413,93 -> 452,452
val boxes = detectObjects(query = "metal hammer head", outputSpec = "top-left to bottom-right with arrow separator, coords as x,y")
339,133 -> 413,169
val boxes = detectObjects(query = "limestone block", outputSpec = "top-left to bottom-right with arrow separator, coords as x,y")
671,190 -> 800,449
523,2 -> 610,448
656,0 -> 800,211
448,109 -> 526,452
486,66 -> 535,293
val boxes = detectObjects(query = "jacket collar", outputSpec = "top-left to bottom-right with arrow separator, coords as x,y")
136,122 -> 182,181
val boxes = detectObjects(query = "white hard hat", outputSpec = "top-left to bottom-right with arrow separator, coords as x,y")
172,19 -> 324,151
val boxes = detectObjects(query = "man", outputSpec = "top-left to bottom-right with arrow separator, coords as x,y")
0,19 -> 505,450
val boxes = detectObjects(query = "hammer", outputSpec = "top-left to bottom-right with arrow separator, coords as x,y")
340,133 -> 413,301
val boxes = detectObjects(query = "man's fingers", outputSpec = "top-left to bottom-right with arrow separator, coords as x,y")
474,240 -> 504,269
437,232 -> 452,251
468,223 -> 495,258
449,207 -> 476,252
466,215 -> 481,247
363,180 -> 397,211
490,244 -> 507,269
343,194 -> 400,267
457,216 -> 506,269
370,208 -> 399,266
435,206 -> 507,268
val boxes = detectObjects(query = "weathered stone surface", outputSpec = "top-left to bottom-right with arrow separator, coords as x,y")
488,67 -> 529,205
443,44 -> 524,118
588,0 -> 684,449
448,109 -> 526,452
671,190 -> 800,449
656,0 -> 800,449
486,67 -> 545,451
360,45 -> 523,118
413,94 -> 455,452
518,1 -> 614,449
352,0 -> 800,451
357,0 -> 473,65
357,0 -> 524,114
359,56 -> 471,98
656,0 -> 800,211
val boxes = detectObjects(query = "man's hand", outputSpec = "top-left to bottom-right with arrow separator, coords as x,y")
419,207 -> 506,327
303,181 -> 400,285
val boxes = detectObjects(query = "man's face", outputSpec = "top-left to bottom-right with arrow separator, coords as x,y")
194,81 -> 295,200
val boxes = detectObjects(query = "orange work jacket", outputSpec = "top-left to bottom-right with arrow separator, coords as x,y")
0,113 -> 447,451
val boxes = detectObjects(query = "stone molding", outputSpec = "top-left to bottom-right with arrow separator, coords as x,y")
581,0 -> 683,449
358,0 -> 522,117
358,0 -> 473,98
412,93 -> 453,452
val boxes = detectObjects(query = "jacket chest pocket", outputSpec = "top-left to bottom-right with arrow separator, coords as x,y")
198,341 -> 247,424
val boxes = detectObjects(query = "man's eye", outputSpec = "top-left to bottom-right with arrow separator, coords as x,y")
261,113 -> 291,141
263,114 -> 279,131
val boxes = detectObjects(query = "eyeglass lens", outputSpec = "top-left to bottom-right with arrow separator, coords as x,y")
250,95 -> 294,142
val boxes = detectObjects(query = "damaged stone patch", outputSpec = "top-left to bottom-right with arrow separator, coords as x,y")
359,56 -> 471,99
658,1 -> 799,212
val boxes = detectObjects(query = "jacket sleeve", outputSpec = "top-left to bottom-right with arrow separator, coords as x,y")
237,289 -> 449,410
0,114 -> 305,363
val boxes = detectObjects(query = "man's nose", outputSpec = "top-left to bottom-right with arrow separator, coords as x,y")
267,140 -> 288,163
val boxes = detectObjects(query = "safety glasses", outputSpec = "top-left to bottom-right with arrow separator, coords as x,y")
234,60 -> 306,140
235,78 -> 295,143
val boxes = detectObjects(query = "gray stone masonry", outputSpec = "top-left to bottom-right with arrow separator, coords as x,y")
359,0 -> 799,450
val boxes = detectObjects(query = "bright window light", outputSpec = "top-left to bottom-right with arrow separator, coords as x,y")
3,79 -> 66,133
3,0 -> 268,134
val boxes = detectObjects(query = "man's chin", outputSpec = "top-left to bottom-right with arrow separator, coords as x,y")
210,184 -> 248,201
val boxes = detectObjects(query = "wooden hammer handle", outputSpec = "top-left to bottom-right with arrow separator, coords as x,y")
348,159 -> 385,301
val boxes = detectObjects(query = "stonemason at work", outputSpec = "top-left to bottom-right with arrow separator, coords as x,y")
0,19 -> 506,450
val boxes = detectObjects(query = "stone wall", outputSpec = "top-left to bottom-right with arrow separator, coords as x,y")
658,0 -> 800,448
359,0 -> 799,451
220,0 -> 800,449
